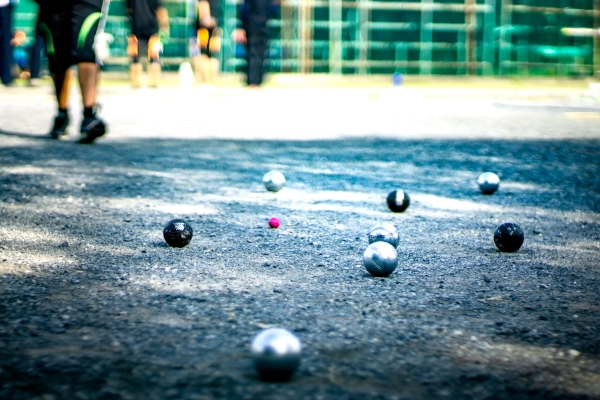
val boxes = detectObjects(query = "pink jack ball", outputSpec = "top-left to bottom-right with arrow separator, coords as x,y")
269,217 -> 280,228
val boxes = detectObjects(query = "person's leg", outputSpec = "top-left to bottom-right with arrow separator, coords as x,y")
127,34 -> 142,87
196,0 -> 211,84
196,0 -> 222,86
190,36 -> 202,84
0,5 -> 13,85
71,0 -> 110,143
49,68 -> 73,138
246,0 -> 270,86
208,28 -> 222,84
78,59 -> 105,143
197,27 -> 211,84
53,69 -> 72,109
198,27 -> 222,85
147,34 -> 162,88
77,62 -> 98,108
38,3 -> 74,137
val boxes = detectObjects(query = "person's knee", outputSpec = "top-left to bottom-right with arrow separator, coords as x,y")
148,35 -> 162,61
198,28 -> 210,55
198,27 -> 221,58
208,28 -> 222,58
127,35 -> 139,61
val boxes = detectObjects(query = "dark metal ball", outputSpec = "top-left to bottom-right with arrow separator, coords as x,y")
363,241 -> 398,277
494,222 -> 524,253
478,172 -> 500,194
368,223 -> 400,248
252,328 -> 301,381
163,219 -> 193,248
386,189 -> 410,213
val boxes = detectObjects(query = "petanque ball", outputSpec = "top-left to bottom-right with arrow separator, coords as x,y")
269,217 -> 280,228
262,171 -> 286,192
477,172 -> 500,194
163,219 -> 193,248
387,189 -> 410,213
494,222 -> 524,253
368,223 -> 400,248
363,241 -> 398,277
252,327 -> 301,381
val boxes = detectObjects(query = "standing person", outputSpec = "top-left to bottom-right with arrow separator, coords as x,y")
193,0 -> 221,86
36,0 -> 110,143
126,0 -> 169,88
0,0 -> 16,86
232,0 -> 276,87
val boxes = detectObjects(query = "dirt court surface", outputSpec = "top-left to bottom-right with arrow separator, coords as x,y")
1,76 -> 600,399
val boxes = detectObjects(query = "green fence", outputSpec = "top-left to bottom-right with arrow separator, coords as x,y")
11,0 -> 600,76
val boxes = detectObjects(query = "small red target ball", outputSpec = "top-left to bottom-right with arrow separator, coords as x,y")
269,217 -> 280,228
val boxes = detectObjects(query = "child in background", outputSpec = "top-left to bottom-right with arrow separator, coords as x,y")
11,30 -> 30,79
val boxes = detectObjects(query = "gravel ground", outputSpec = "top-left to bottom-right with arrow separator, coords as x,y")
1,78 -> 600,399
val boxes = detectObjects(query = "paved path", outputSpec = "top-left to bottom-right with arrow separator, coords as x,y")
2,75 -> 599,141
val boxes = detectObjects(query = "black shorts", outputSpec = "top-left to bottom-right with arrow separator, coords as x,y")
37,0 -> 109,73
130,34 -> 161,61
127,0 -> 162,38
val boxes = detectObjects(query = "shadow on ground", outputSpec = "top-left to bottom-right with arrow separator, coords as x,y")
1,135 -> 599,399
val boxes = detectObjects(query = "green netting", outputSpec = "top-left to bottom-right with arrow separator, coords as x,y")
11,0 -> 599,76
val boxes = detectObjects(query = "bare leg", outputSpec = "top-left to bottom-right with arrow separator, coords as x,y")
130,62 -> 142,87
193,54 -> 202,84
52,68 -> 72,109
49,68 -> 73,138
198,53 -> 211,84
77,61 -> 107,143
77,62 -> 98,108
148,62 -> 161,88
210,58 -> 220,84
209,34 -> 221,84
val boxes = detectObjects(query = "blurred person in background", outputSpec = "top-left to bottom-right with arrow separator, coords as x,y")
35,0 -> 110,143
126,0 -> 169,88
0,0 -> 17,86
232,0 -> 278,88
28,10 -> 48,86
9,28 -> 45,85
192,0 -> 222,86
10,29 -> 29,80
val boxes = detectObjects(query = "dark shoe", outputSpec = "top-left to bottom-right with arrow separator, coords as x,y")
79,109 -> 107,144
49,112 -> 69,139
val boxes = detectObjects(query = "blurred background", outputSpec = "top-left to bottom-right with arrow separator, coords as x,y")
10,0 -> 600,78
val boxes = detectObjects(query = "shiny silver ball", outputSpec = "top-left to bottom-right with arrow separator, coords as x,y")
252,328 -> 301,381
477,172 -> 500,194
363,241 -> 398,277
368,223 -> 400,248
262,171 -> 286,192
